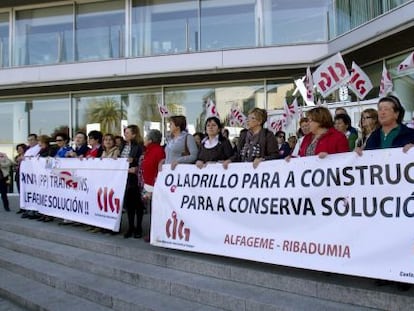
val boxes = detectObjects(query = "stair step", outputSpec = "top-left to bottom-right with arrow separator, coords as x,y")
1,212 -> 413,311
0,230 -> 382,311
0,246 -> 225,311
0,267 -> 113,311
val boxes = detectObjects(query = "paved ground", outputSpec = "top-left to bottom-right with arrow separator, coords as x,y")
0,297 -> 27,311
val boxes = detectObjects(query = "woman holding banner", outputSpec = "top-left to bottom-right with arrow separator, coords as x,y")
230,107 -> 278,169
357,95 -> 414,291
160,115 -> 198,171
362,95 -> 414,151
196,116 -> 233,169
299,106 -> 349,158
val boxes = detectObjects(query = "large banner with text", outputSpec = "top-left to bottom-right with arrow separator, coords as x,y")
20,157 -> 128,231
151,148 -> 414,283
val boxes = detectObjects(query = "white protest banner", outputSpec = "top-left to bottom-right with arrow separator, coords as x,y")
152,148 -> 414,284
347,62 -> 373,99
20,157 -> 129,231
313,53 -> 350,98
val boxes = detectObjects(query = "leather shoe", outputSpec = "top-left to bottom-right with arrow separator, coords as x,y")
133,232 -> 142,239
123,231 -> 133,239
16,209 -> 24,214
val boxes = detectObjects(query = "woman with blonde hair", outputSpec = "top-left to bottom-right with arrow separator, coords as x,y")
355,108 -> 379,150
232,107 -> 278,168
101,134 -> 120,159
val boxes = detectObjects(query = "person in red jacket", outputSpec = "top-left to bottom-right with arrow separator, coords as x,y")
141,129 -> 166,242
299,106 -> 349,158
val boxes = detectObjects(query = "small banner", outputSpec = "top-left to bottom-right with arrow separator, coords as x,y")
347,62 -> 373,99
379,63 -> 393,97
313,53 -> 350,98
397,52 -> 414,73
151,148 -> 414,284
20,157 -> 129,231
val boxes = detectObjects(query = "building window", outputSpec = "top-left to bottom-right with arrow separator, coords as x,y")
72,89 -> 161,138
165,81 -> 265,137
131,0 -> 198,57
200,0 -> 256,50
75,0 -> 125,61
0,12 -> 9,67
264,0 -> 330,45
28,97 -> 70,137
14,5 -> 73,66
331,0 -> 410,37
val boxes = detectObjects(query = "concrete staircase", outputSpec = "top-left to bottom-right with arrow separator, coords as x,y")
0,195 -> 412,311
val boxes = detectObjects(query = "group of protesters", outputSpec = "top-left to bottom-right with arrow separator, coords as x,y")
2,95 -> 414,248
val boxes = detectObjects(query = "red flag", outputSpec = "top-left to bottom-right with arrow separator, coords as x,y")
379,63 -> 393,97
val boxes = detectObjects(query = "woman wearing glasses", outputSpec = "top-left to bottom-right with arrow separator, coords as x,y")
231,107 -> 278,168
355,108 -> 379,150
55,133 -> 73,158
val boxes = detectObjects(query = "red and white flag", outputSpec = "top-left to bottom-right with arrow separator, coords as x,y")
283,98 -> 298,122
347,62 -> 373,100
268,116 -> 283,134
157,102 -> 169,117
304,66 -> 315,103
206,98 -> 220,118
397,52 -> 414,73
312,53 -> 350,98
379,63 -> 393,97
229,105 -> 247,128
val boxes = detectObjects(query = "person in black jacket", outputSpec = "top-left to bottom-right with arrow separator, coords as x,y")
195,117 -> 233,169
120,125 -> 145,239
228,108 -> 278,169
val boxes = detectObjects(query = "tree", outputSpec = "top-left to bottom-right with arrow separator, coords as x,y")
86,97 -> 126,135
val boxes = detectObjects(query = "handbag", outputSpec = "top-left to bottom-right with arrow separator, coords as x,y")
181,134 -> 190,156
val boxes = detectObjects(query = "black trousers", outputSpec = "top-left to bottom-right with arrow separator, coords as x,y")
0,177 -> 9,211
124,184 -> 144,234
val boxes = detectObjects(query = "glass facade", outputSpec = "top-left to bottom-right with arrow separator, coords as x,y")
2,0 -> 408,67
0,0 -> 413,189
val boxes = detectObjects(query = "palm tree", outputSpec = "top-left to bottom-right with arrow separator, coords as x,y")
86,97 -> 126,135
